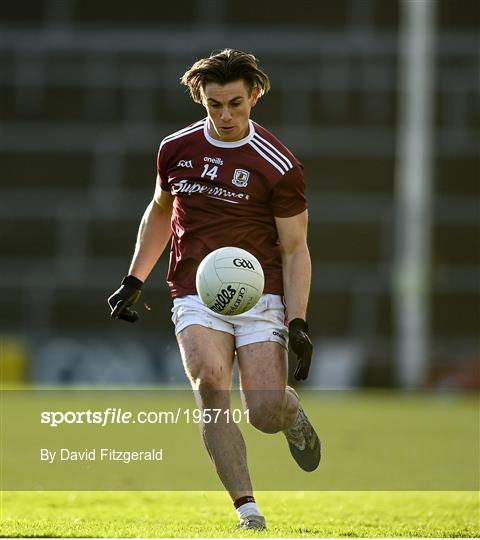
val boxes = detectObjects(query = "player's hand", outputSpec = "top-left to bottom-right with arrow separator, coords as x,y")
289,318 -> 313,381
108,275 -> 143,323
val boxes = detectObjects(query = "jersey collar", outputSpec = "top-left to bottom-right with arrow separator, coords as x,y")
203,119 -> 255,148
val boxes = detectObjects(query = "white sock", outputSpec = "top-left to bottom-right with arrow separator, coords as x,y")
236,502 -> 263,519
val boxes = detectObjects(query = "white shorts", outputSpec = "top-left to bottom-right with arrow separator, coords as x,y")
171,294 -> 289,350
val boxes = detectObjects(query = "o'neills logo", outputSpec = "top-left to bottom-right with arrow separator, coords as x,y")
210,285 -> 236,313
204,156 -> 224,166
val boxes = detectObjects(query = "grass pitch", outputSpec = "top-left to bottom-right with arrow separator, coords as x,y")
1,490 -> 479,537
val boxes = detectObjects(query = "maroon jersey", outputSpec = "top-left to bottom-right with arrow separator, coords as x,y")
157,118 -> 307,298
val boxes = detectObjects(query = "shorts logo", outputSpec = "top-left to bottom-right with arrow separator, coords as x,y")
177,159 -> 193,168
233,258 -> 254,270
232,168 -> 250,187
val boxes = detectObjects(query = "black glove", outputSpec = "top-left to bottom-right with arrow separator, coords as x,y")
289,318 -> 313,381
108,275 -> 143,323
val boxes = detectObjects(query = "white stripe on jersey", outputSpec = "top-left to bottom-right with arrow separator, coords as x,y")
249,139 -> 286,175
251,135 -> 292,174
160,120 -> 206,149
253,133 -> 293,170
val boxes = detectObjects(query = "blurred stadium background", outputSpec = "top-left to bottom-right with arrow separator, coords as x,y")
1,0 -> 478,389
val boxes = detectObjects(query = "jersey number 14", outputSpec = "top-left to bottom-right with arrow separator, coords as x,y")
201,164 -> 219,181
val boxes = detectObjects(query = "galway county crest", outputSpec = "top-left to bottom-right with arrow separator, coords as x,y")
232,168 -> 250,187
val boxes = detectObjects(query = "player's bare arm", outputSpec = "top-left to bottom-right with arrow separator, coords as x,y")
275,210 -> 313,381
275,209 -> 311,322
107,182 -> 173,322
128,181 -> 173,282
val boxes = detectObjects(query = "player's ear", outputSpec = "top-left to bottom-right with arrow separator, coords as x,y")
250,86 -> 260,107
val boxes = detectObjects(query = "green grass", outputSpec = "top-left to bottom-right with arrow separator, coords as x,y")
3,391 -> 478,491
1,491 -> 479,537
1,391 -> 479,536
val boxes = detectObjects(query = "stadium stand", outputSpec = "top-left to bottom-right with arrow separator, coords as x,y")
0,0 -> 478,386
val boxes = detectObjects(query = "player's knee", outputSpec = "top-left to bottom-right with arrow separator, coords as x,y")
200,363 -> 228,385
249,404 -> 283,434
186,361 -> 224,388
193,372 -> 230,406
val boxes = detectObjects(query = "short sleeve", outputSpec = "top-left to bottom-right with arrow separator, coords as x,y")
156,144 -> 171,192
271,164 -> 307,218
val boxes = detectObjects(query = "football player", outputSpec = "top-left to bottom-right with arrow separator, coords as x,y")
108,49 -> 320,530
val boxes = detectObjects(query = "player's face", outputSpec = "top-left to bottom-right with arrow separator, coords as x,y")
202,80 -> 259,142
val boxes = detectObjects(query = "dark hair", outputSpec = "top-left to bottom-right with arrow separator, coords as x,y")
180,49 -> 271,103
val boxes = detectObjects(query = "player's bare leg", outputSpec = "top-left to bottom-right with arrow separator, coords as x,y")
177,324 -> 254,501
238,341 -> 321,471
237,341 -> 298,430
